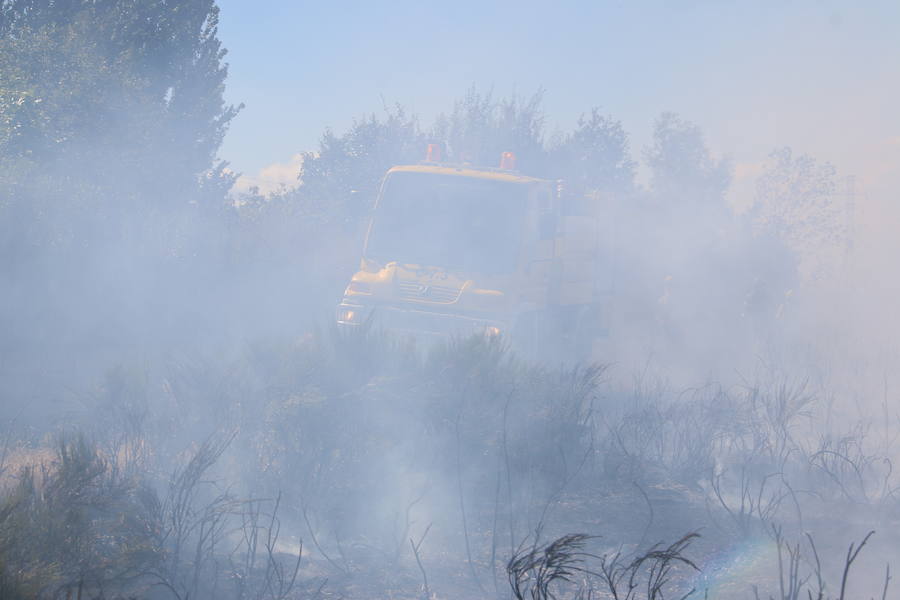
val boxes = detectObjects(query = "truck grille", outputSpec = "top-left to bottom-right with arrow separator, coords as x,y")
397,281 -> 461,303
378,307 -> 487,337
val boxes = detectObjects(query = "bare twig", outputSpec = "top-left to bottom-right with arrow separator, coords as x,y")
838,530 -> 874,600
409,523 -> 433,600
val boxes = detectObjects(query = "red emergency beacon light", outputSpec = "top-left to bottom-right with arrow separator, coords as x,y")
426,143 -> 442,162
499,151 -> 516,170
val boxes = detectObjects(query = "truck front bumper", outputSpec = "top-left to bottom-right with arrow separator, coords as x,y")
336,301 -> 505,339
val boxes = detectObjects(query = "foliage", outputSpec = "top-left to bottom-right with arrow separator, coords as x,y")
644,112 -> 731,210
0,0 -> 240,295
0,0 -> 243,408
752,147 -> 853,278
549,107 -> 636,196
295,106 -> 425,227
0,433 -> 158,598
284,88 -> 637,232
0,431 -> 309,600
0,0 -> 239,224
433,87 -> 547,173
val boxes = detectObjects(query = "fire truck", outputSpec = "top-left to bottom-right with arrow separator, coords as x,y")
335,146 -> 614,361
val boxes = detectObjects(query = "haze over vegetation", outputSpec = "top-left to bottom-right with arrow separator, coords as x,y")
1,1 -> 898,599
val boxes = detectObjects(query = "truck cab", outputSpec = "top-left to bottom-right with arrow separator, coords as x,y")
336,152 -> 610,361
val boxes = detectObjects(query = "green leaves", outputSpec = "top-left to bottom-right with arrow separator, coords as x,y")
645,112 -> 732,206
289,89 -> 637,229
0,0 -> 238,214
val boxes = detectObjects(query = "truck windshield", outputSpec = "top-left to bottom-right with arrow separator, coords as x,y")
365,172 -> 528,275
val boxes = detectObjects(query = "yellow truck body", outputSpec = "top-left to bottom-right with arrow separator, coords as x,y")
336,161 -> 612,360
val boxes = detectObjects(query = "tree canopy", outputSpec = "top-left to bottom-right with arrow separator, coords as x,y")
0,0 -> 239,254
285,89 -> 637,228
0,0 -> 241,384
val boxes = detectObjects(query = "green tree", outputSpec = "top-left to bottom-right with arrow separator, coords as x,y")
288,89 -> 636,232
432,87 -> 546,173
0,0 -> 240,391
548,107 -> 636,196
645,112 -> 731,209
752,147 -> 852,278
294,106 -> 425,228
0,0 -> 239,252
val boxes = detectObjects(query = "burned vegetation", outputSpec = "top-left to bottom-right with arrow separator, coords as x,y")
1,330 -> 897,599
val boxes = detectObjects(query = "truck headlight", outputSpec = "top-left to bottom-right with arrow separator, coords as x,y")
336,306 -> 361,324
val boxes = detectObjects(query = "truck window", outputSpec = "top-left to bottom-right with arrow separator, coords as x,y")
365,172 -> 528,275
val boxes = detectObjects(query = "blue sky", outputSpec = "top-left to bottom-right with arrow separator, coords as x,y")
216,1 -> 899,200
